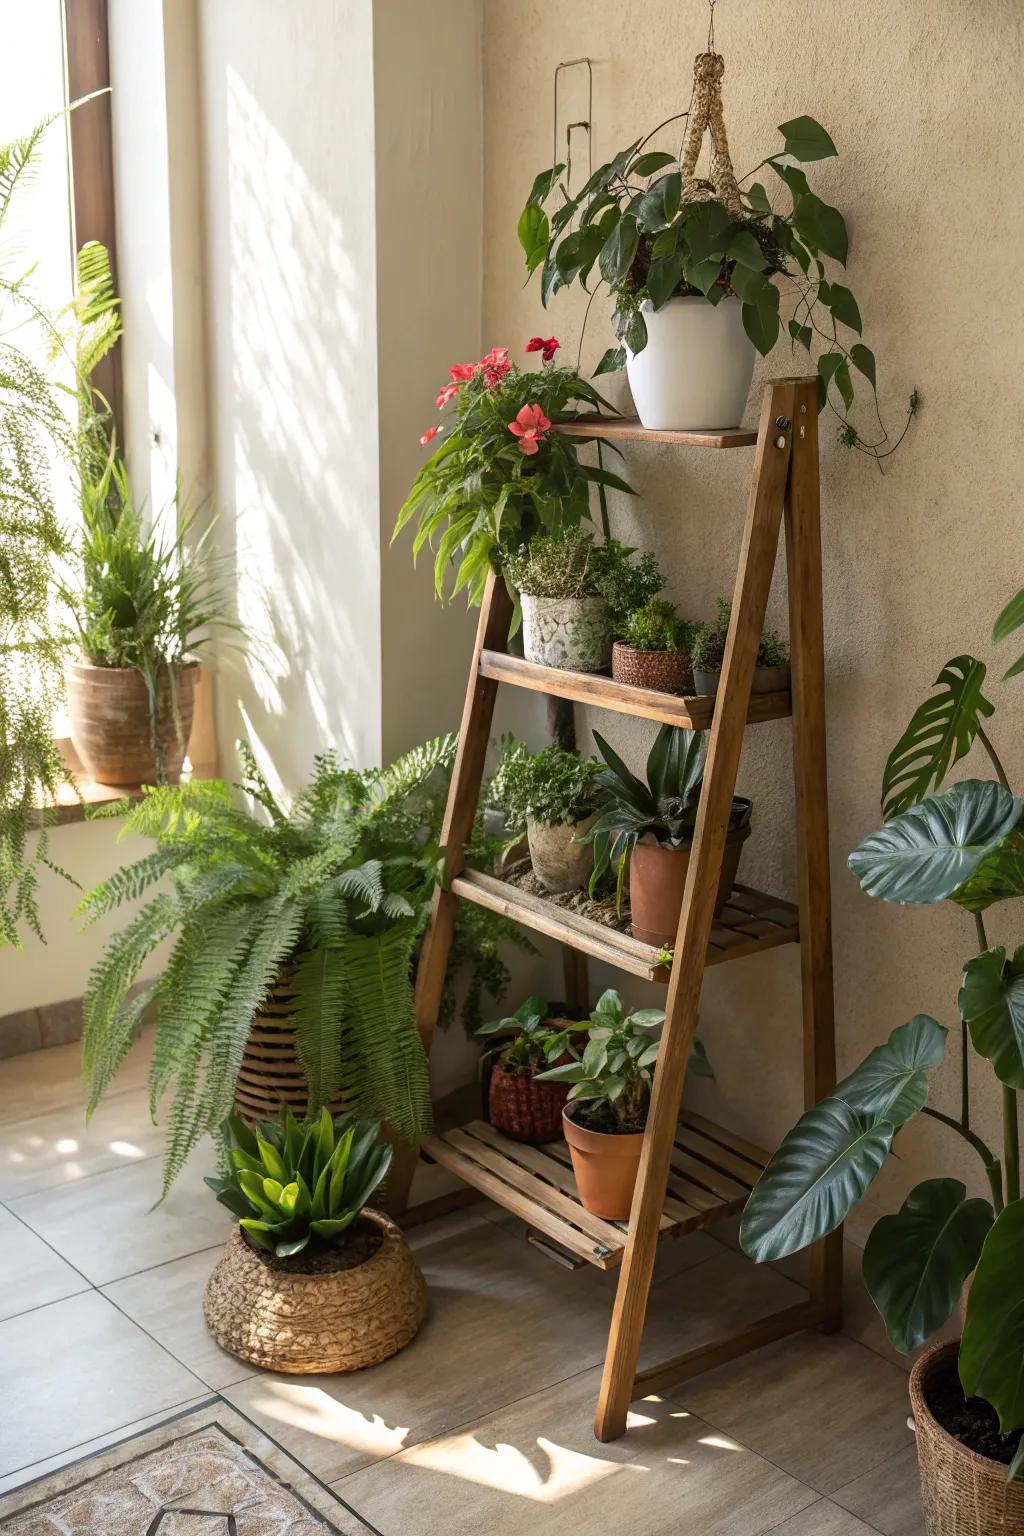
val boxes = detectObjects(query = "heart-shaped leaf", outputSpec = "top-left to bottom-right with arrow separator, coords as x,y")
960,945 -> 1024,1090
848,780 -> 1024,905
778,115 -> 838,162
594,345 -> 626,377
740,1098 -> 894,1262
518,202 -> 549,275
850,343 -> 876,387
526,163 -> 565,206
961,1200 -> 1024,1434
599,213 -> 640,286
793,192 -> 848,263
827,283 -> 861,333
685,199 -> 731,263
881,656 -> 994,819
863,1178 -> 993,1352
836,1014 -> 947,1126
631,150 -> 677,178
742,295 -> 780,355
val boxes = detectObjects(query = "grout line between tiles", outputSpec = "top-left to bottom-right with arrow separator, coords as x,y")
0,1391 -> 213,1486
1,1203 -> 99,1297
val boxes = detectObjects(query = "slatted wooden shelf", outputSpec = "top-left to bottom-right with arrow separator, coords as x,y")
423,1112 -> 768,1270
557,415 -> 758,449
451,869 -> 799,983
478,650 -> 790,730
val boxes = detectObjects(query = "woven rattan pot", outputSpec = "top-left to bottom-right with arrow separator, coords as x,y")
204,1215 -> 427,1373
234,976 -> 346,1125
909,1339 -> 1024,1534
612,641 -> 694,695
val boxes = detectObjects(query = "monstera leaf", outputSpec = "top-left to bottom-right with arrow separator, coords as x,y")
739,1098 -> 894,1263
835,1014 -> 947,1127
863,1179 -> 993,1353
961,1200 -> 1024,1437
848,780 -> 1024,906
960,946 -> 1024,1090
993,585 -> 1024,681
880,656 -> 994,820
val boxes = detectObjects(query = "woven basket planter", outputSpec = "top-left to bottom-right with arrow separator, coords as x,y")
66,660 -> 198,786
204,1214 -> 427,1374
612,641 -> 693,695
909,1339 -> 1024,1534
487,1060 -> 570,1144
234,976 -> 346,1125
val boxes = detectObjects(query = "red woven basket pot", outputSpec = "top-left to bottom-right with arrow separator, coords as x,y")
612,641 -> 693,695
487,1062 -> 569,1144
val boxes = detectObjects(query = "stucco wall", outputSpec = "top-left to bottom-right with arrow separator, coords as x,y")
481,0 -> 1024,1237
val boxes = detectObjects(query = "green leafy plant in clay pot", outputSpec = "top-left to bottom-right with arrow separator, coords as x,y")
476,994 -> 588,1144
584,724 -> 752,948
537,989 -> 711,1218
503,530 -> 653,674
491,734 -> 601,893
612,600 -> 698,696
690,596 -> 790,697
204,1107 -> 426,1373
740,584 -> 1024,1523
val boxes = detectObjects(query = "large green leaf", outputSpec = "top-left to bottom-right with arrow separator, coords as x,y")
863,1178 -> 993,1353
740,1098 -> 894,1263
881,656 -> 994,819
961,1200 -> 1024,1434
599,213 -> 639,286
835,1014 -> 947,1127
778,115 -> 838,162
792,192 -> 848,263
848,780 -> 1024,905
950,832 -> 1024,913
994,585 -> 1024,680
518,202 -> 549,275
960,946 -> 1024,1090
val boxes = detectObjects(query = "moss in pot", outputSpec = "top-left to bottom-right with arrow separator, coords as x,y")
490,734 -> 601,893
476,995 -> 588,1144
612,601 -> 697,695
690,596 -> 790,697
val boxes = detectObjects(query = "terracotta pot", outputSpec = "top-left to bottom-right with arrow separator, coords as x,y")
563,1106 -> 644,1220
629,815 -> 752,946
909,1338 -> 1024,1534
488,1060 -> 570,1144
612,641 -> 694,695
66,660 -> 198,786
204,1214 -> 427,1374
692,663 -> 791,697
520,593 -> 611,672
526,814 -> 595,893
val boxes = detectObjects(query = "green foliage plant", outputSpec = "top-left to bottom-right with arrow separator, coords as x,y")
490,734 -> 601,834
689,596 -> 788,673
503,528 -> 652,607
476,993 -> 586,1075
205,1107 -> 392,1259
622,599 -> 695,655
519,112 -> 917,465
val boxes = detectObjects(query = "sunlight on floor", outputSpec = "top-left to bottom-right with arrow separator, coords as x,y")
246,1382 -> 409,1460
108,1140 -> 145,1159
402,1432 -> 631,1502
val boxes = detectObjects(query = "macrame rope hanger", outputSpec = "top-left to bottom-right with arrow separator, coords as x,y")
677,0 -> 744,219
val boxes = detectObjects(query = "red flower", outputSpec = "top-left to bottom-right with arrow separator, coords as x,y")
449,363 -> 477,382
507,403 -> 551,456
420,425 -> 441,445
436,383 -> 460,409
526,335 -> 560,362
479,346 -> 512,387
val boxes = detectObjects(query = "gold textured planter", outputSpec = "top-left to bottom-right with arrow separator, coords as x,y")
203,1213 -> 427,1373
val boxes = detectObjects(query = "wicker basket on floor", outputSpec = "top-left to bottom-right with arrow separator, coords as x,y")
612,641 -> 693,695
234,976 -> 345,1125
909,1338 -> 1024,1534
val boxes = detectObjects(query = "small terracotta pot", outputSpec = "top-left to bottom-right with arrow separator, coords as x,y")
488,1060 -> 570,1144
66,660 -> 198,786
526,814 -> 596,893
612,641 -> 694,695
629,816 -> 752,946
563,1106 -> 644,1220
693,663 -> 791,697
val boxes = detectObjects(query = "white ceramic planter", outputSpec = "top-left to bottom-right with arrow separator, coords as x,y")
527,814 -> 596,893
521,594 -> 610,673
625,295 -> 756,431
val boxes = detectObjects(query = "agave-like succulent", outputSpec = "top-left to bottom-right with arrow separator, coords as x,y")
205,1106 -> 392,1259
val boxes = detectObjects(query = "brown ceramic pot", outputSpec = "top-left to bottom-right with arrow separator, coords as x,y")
562,1106 -> 644,1220
692,663 -> 791,697
629,817 -> 752,947
612,641 -> 694,695
488,1060 -> 570,1144
66,660 -> 198,786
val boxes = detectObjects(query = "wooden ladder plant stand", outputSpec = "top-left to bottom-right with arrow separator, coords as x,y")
413,375 -> 842,1442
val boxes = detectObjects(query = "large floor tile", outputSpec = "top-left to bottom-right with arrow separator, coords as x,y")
832,1445 -> 926,1536
102,1245 -> 259,1390
0,1087 -> 166,1199
0,1030 -> 153,1127
8,1143 -> 233,1284
770,1498 -> 881,1535
0,1394 -> 213,1495
673,1330 -> 916,1495
0,1205 -> 89,1320
0,1291 -> 205,1478
640,1246 -> 806,1367
334,1367 -> 817,1536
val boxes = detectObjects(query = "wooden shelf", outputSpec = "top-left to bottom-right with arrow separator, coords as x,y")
556,415 -> 757,449
422,1112 -> 769,1270
451,869 -> 800,983
47,739 -> 219,827
479,650 -> 790,730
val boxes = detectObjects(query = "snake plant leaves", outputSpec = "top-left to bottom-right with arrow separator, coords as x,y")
880,656 -> 994,819
863,1179 -> 993,1353
848,780 -> 1024,906
993,585 -> 1024,680
961,1200 -> 1024,1435
835,1014 -> 947,1127
739,1098 -> 894,1263
778,115 -> 838,162
959,945 -> 1024,1090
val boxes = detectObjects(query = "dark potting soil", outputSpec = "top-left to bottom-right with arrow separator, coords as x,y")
569,1101 -> 644,1136
244,1216 -> 384,1276
927,1356 -> 1023,1467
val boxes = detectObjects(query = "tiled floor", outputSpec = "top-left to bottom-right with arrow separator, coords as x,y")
0,1034 -> 926,1533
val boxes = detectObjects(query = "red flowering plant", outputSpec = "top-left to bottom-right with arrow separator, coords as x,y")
394,340 -> 633,606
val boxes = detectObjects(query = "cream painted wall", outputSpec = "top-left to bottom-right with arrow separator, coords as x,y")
481,0 -> 1024,1239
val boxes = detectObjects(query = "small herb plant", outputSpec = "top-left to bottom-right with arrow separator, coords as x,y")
206,1107 -> 392,1260
394,341 -> 633,606
504,529 -> 651,606
690,596 -> 789,673
591,544 -> 664,631
490,735 -> 600,834
476,994 -> 585,1075
621,600 -> 695,655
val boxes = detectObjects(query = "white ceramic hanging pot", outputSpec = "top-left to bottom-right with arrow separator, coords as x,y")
625,295 -> 756,432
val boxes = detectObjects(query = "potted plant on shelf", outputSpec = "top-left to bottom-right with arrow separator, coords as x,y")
518,51 -> 916,457
503,529 -> 651,673
740,585 -> 1024,1524
690,597 -> 790,696
612,600 -> 697,695
393,339 -> 633,607
490,734 -> 601,892
585,724 -> 752,947
476,995 -> 587,1143
204,1107 -> 426,1373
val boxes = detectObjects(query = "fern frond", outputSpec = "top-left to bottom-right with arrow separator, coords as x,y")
81,893 -> 177,1110
332,859 -> 384,915
368,733 -> 457,811
0,119 -> 51,230
338,923 -> 431,1145
293,939 -> 348,1111
75,845 -> 193,925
